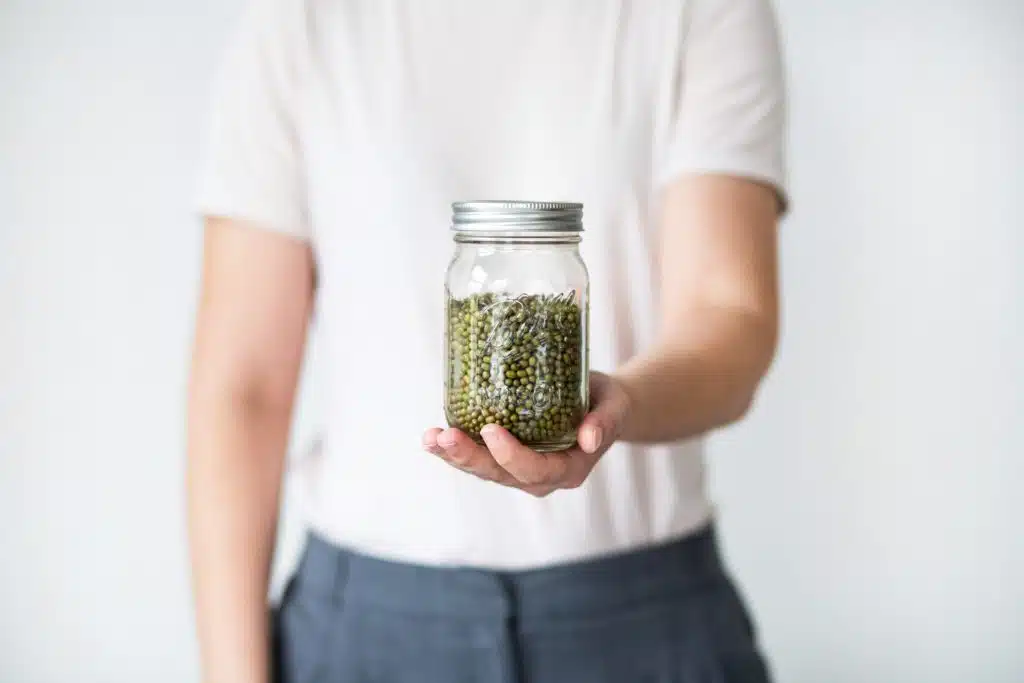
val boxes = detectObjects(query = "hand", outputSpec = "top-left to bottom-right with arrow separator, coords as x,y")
422,372 -> 632,497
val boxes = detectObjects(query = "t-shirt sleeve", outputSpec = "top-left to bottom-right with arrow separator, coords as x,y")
655,0 -> 788,212
195,0 -> 310,239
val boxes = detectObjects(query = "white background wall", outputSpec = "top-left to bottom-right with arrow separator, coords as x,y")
2,0 -> 1022,681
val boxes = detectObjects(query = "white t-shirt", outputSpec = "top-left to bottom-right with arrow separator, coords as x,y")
198,0 -> 787,570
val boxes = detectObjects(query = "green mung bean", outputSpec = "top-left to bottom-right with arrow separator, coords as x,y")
445,292 -> 586,448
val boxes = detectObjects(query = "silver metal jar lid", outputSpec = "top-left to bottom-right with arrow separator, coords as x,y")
451,200 -> 584,232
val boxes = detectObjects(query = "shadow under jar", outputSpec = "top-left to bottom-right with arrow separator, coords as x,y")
444,201 -> 590,453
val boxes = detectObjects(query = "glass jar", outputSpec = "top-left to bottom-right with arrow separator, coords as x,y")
444,201 -> 590,452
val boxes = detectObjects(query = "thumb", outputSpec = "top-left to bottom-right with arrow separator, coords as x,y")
577,373 -> 629,454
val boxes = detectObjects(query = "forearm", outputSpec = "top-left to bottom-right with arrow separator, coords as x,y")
187,395 -> 290,683
614,306 -> 777,443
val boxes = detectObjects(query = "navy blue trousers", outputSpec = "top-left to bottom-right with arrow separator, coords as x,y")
273,525 -> 772,683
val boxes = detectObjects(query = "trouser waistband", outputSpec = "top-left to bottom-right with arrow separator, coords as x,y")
293,524 -> 725,623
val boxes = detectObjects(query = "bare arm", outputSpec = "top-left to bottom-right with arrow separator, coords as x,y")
422,174 -> 780,495
615,174 -> 780,442
422,0 -> 784,492
187,218 -> 314,683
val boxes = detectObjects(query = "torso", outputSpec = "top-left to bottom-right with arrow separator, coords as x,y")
292,0 -> 713,569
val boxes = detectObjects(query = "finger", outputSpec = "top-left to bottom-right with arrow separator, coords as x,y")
480,424 -> 570,486
436,428 -> 515,483
576,419 -> 604,455
422,428 -> 444,454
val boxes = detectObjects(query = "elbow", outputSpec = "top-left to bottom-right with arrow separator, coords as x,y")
186,368 -> 296,447
724,317 -> 778,425
718,349 -> 776,428
720,385 -> 759,427
189,379 -> 292,426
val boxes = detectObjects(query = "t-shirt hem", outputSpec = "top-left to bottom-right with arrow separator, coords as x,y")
196,194 -> 311,241
654,155 -> 790,216
302,504 -> 717,572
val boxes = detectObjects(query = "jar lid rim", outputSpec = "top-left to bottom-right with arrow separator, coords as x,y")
451,200 -> 584,232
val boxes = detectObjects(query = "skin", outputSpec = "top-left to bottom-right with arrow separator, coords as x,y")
187,174 -> 779,682
188,219 -> 315,683
423,175 -> 779,495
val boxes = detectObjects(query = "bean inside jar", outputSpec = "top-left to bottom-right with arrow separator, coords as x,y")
445,291 -> 586,449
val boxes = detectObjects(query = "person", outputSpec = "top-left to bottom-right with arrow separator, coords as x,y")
187,0 -> 787,681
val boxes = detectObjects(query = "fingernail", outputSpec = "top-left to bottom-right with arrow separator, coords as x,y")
480,424 -> 498,440
585,426 -> 603,453
438,431 -> 456,448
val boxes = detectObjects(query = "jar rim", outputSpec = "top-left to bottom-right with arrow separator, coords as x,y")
451,200 -> 584,233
